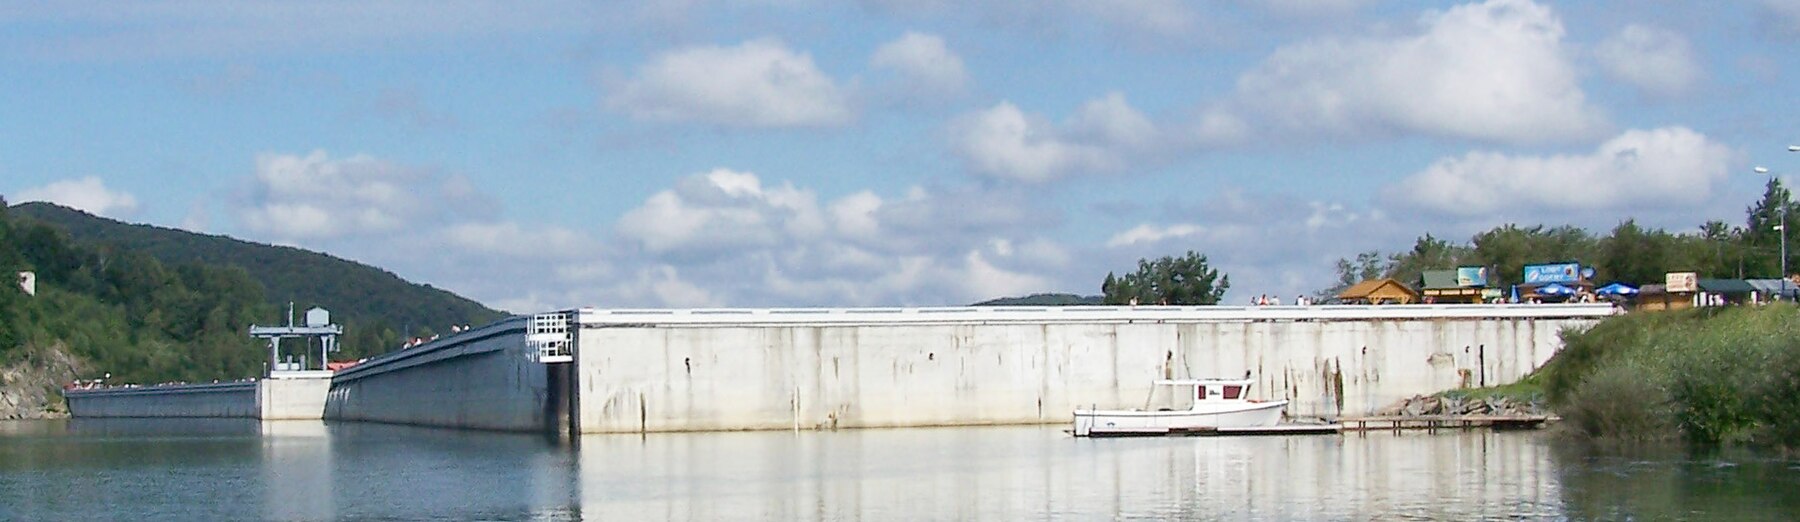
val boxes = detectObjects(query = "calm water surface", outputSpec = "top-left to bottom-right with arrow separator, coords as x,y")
3,419 -> 1799,520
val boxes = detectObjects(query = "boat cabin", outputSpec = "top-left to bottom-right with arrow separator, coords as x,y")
1140,379 -> 1259,411
1160,379 -> 1255,401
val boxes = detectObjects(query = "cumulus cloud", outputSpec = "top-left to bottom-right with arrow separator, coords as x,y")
870,32 -> 968,100
951,93 -> 1158,182
615,169 -> 826,256
606,38 -> 852,128
1225,0 -> 1605,143
610,168 -> 1066,305
1097,188 -> 1405,304
1387,127 -> 1733,217
238,150 -> 490,242
226,150 -> 610,314
1097,188 -> 1406,303
15,176 -> 140,218
1594,25 -> 1701,98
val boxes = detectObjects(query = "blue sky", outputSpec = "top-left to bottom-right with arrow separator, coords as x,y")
4,0 -> 1799,312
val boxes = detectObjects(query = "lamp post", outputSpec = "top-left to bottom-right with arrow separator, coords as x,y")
1790,144 -> 1800,299
1757,165 -> 1790,301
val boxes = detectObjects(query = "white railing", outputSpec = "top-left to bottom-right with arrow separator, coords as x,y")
567,303 -> 1618,327
528,311 -> 574,363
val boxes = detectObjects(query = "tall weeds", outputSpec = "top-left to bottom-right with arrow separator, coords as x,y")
1546,305 -> 1800,449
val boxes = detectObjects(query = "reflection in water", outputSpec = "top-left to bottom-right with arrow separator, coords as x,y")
1552,442 -> 1800,521
3,420 -> 1799,520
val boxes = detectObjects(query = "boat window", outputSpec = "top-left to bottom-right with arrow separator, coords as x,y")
1222,385 -> 1242,399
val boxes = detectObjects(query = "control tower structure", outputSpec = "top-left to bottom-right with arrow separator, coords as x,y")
250,305 -> 343,376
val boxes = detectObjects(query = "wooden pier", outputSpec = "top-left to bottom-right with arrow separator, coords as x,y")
1337,414 -> 1555,433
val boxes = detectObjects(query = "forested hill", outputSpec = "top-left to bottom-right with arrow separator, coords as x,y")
973,293 -> 1104,306
9,202 -> 505,355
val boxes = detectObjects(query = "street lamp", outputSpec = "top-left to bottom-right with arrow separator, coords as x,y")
1756,165 -> 1789,301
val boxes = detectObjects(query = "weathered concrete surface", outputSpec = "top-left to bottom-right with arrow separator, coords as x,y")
572,305 -> 1608,433
64,382 -> 259,418
324,317 -> 553,431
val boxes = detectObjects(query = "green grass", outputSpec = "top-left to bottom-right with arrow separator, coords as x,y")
1437,375 -> 1546,405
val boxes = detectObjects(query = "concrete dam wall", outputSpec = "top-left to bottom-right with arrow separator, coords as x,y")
323,317 -> 563,432
64,373 -> 330,420
570,305 -> 1611,434
68,305 -> 1612,434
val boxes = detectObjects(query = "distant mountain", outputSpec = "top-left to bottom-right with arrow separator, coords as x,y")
973,293 -> 1105,306
10,202 -> 506,350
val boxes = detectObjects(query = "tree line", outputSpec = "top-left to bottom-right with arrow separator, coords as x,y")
1096,179 -> 1800,306
1326,178 -> 1800,296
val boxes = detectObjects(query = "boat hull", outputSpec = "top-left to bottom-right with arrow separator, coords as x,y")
1072,401 -> 1287,437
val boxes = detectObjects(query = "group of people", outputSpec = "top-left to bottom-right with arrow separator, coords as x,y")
400,324 -> 477,349
1250,294 -> 1313,306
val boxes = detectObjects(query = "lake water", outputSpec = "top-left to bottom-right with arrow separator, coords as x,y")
3,420 -> 1799,520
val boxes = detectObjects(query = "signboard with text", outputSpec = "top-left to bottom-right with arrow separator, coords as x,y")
1455,266 -> 1488,287
1523,263 -> 1581,284
1666,272 -> 1698,293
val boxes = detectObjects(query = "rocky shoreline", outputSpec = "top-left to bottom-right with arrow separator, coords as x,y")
0,345 -> 81,420
1373,393 -> 1547,417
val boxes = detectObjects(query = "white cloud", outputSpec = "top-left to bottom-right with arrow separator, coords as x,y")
1388,127 -> 1733,217
442,221 -> 599,260
610,168 -> 1069,306
238,150 -> 490,242
951,93 -> 1158,182
615,168 -> 826,255
960,250 -> 1049,299
606,38 -> 852,128
16,176 -> 140,218
1106,223 -> 1204,247
1227,0 -> 1605,143
870,32 -> 968,99
1099,189 -> 1411,305
1594,25 -> 1701,98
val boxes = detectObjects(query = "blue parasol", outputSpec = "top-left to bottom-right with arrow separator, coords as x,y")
1537,283 -> 1574,295
1595,282 -> 1639,296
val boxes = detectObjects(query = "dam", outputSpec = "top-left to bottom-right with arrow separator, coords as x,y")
69,304 -> 1615,433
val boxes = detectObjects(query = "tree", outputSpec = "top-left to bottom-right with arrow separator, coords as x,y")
1318,251 -> 1388,300
1467,225 -> 1597,287
1744,177 -> 1800,279
1101,251 -> 1229,305
1385,234 -> 1468,285
1596,220 -> 1671,285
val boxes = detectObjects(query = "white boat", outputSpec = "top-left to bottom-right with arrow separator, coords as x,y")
1072,378 -> 1287,437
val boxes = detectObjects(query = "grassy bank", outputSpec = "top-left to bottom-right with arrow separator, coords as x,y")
1538,305 -> 1800,449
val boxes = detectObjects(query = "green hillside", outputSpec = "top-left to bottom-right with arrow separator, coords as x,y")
8,202 -> 506,360
1,199 -> 273,389
973,293 -> 1104,306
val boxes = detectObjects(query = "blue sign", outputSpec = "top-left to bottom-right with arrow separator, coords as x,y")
1523,263 -> 1581,284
